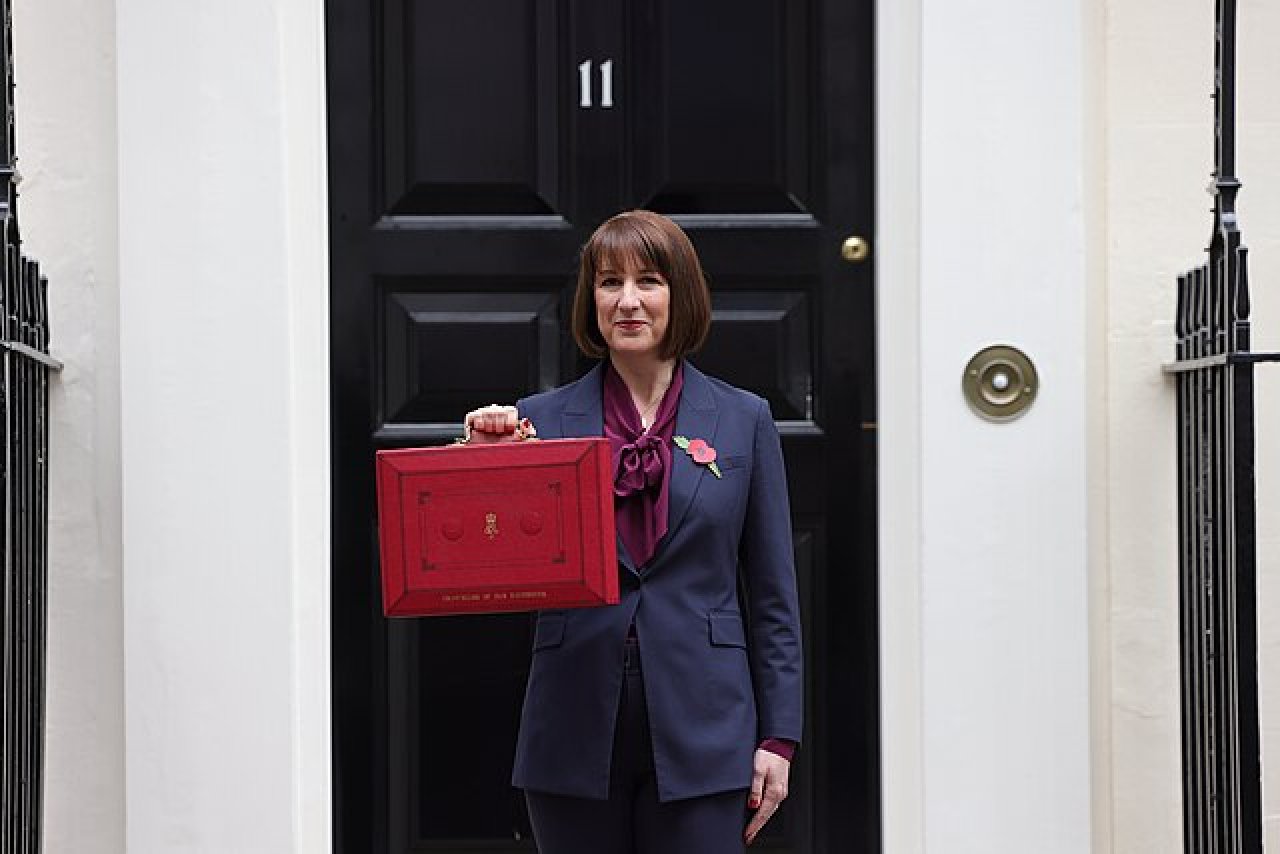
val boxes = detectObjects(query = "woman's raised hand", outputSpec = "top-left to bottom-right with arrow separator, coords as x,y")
463,404 -> 521,444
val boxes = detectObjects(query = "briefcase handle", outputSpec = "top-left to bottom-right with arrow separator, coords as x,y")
457,416 -> 539,446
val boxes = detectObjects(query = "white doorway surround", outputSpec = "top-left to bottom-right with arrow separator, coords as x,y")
877,0 -> 1097,852
38,0 -> 1102,847
116,0 -> 332,850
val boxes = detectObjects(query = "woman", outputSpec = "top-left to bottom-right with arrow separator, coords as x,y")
465,210 -> 802,853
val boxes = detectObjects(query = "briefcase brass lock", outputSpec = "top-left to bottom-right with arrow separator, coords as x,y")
963,345 -> 1038,421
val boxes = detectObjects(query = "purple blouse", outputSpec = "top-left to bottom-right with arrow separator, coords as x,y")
602,360 -> 683,568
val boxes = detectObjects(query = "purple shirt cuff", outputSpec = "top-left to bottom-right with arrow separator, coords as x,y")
759,738 -> 797,762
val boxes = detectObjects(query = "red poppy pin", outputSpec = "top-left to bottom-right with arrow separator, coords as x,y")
673,435 -> 721,478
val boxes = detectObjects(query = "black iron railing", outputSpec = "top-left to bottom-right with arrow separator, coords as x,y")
1164,1 -> 1276,850
0,0 -> 61,850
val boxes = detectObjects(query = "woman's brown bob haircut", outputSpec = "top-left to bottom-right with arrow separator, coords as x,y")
571,210 -> 712,360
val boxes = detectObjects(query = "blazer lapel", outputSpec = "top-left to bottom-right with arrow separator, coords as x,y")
653,361 -> 719,562
558,363 -> 640,577
560,362 -> 604,440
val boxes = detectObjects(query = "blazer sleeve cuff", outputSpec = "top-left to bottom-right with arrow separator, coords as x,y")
758,737 -> 797,762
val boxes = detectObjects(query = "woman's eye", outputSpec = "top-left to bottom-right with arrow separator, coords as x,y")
598,278 -> 621,288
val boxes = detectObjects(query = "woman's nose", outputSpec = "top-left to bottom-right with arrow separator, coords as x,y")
618,281 -> 641,309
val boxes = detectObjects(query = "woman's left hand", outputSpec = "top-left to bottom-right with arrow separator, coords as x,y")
744,748 -> 790,845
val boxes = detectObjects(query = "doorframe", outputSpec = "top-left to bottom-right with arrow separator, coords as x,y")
875,0 -> 1101,851
115,0 -> 333,849
292,0 -> 1106,847
874,0 -> 925,849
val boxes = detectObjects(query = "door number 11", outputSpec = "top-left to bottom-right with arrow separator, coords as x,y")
578,59 -> 615,109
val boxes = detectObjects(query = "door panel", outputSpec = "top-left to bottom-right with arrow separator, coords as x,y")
401,615 -> 534,841
328,0 -> 878,849
629,0 -> 815,216
380,291 -> 564,426
698,292 -> 811,421
381,0 -> 566,216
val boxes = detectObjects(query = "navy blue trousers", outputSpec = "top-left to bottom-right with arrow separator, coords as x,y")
524,637 -> 748,854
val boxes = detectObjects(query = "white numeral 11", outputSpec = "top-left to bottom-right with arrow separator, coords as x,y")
578,59 -> 615,109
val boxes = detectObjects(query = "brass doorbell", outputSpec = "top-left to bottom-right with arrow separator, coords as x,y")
963,345 -> 1038,421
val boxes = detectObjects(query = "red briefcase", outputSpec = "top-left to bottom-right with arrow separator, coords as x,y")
375,438 -> 619,617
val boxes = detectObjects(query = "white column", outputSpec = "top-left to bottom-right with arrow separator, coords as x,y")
879,0 -> 1096,849
116,0 -> 331,850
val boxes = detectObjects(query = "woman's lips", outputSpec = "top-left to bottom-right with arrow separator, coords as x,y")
615,320 -> 646,329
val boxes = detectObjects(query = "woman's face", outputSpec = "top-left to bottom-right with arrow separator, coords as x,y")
593,253 -> 670,360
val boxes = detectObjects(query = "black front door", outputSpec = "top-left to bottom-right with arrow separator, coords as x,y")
327,2 -> 877,851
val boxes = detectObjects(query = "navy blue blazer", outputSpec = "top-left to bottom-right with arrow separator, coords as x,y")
511,360 -> 803,802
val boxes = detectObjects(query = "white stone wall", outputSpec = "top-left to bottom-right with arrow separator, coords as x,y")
1103,0 -> 1280,849
12,0 -> 124,850
1238,2 -> 1280,845
18,0 -> 333,845
1101,1 -> 1206,848
17,0 -> 333,847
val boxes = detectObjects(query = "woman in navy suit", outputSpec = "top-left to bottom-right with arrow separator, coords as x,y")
465,210 -> 803,853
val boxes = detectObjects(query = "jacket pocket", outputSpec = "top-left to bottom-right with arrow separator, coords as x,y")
708,611 -> 747,648
532,614 -> 567,651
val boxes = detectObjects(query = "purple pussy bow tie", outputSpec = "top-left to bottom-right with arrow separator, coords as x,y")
614,433 -> 670,497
